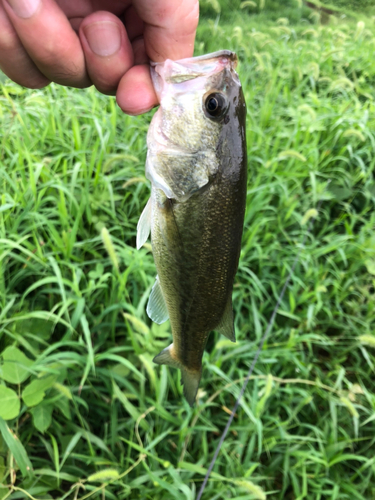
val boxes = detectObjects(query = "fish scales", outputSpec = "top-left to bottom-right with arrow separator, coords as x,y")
137,50 -> 247,406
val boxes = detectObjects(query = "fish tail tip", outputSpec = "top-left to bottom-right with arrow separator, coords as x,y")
181,367 -> 202,407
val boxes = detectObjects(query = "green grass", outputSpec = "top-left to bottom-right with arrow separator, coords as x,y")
200,0 -> 375,24
1,13 -> 375,500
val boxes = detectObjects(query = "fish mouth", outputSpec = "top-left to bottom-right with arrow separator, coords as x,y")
150,50 -> 239,95
150,50 -> 238,71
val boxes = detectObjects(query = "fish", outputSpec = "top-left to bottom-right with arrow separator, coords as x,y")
136,50 -> 247,406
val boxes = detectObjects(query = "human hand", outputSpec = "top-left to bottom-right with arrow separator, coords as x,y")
0,0 -> 199,114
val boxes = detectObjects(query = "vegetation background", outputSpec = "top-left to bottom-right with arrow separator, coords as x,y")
1,0 -> 375,499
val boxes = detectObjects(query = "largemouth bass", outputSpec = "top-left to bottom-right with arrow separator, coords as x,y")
137,50 -> 247,406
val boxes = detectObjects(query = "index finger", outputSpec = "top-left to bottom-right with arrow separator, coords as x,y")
116,0 -> 198,115
133,0 -> 199,62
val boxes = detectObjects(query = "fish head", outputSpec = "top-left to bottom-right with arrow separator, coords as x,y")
146,51 -> 246,201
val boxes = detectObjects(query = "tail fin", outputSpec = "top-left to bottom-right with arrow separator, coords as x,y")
181,367 -> 202,407
153,343 -> 202,406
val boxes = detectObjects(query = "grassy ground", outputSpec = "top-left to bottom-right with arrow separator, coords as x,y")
1,11 -> 375,500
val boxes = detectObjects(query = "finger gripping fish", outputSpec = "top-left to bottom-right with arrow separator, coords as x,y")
137,50 -> 247,406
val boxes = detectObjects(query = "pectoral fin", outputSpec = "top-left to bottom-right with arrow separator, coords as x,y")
147,275 -> 169,324
136,198 -> 152,250
216,297 -> 236,342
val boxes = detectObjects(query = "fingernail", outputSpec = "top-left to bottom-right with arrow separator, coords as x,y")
6,0 -> 40,18
83,22 -> 121,57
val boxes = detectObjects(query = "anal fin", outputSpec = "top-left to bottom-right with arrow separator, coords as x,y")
153,343 -> 179,368
147,275 -> 169,324
216,296 -> 236,342
136,198 -> 152,250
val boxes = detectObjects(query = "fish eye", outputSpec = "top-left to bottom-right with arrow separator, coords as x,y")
203,92 -> 227,119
